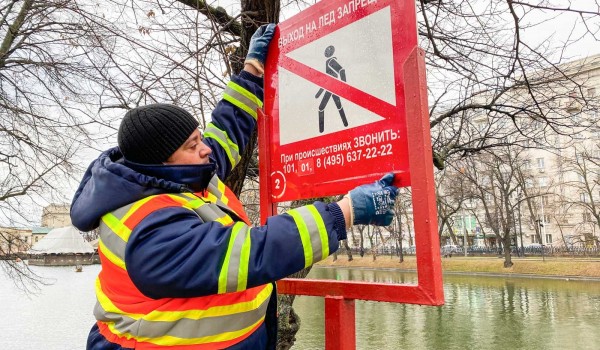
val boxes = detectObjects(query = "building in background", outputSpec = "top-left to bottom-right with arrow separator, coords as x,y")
41,203 -> 71,228
0,203 -> 80,260
440,55 -> 600,251
28,226 -> 95,266
0,227 -> 32,257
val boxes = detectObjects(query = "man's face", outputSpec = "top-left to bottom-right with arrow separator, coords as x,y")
164,129 -> 212,165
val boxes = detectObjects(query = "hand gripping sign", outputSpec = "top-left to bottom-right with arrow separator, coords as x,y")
258,0 -> 444,343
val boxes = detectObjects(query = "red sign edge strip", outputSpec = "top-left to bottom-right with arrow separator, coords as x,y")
270,48 -> 444,306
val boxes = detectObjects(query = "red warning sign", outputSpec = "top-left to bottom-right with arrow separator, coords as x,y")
259,0 -> 444,319
264,0 -> 419,202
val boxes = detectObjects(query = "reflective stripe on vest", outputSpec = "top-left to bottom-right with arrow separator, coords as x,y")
95,176 -> 271,348
287,205 -> 330,268
204,122 -> 240,168
218,222 -> 251,294
221,80 -> 262,120
208,175 -> 229,205
94,278 -> 273,347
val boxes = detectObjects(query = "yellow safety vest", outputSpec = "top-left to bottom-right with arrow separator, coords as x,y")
94,176 -> 273,349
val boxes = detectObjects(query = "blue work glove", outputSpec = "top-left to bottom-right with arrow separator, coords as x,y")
244,23 -> 276,74
348,173 -> 398,226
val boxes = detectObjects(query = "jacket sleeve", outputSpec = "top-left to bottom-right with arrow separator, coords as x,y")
203,71 -> 263,180
125,201 -> 347,299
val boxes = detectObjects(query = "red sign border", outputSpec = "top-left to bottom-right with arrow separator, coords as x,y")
260,45 -> 444,306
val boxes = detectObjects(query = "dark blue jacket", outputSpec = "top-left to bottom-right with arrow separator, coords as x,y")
71,72 -> 347,350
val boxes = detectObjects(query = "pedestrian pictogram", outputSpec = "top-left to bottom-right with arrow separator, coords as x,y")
315,45 -> 348,133
276,6 -> 396,145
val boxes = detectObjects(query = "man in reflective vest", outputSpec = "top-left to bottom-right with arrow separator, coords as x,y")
71,24 -> 398,350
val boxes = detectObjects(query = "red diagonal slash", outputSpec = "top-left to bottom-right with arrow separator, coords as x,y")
279,55 -> 397,119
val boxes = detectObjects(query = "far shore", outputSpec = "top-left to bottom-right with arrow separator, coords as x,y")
316,254 -> 600,280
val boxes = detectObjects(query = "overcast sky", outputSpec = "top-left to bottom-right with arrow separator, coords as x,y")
5,0 -> 599,227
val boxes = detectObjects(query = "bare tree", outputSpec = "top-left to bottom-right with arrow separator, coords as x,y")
1,0 -> 598,346
355,224 -> 367,258
561,145 -> 600,248
0,0 -> 128,287
391,190 -> 413,262
514,157 -> 555,254
435,168 -> 469,247
423,1 -> 600,169
459,147 -> 531,267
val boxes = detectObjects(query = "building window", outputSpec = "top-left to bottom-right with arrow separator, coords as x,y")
583,212 -> 592,221
580,193 -> 590,203
466,198 -> 476,208
541,215 -> 551,226
545,234 -> 552,244
541,196 -> 549,205
532,120 -> 543,130
536,158 -> 545,169
523,160 -> 531,169
538,177 -> 548,187
532,235 -> 540,244
476,121 -> 487,133
567,90 -> 579,113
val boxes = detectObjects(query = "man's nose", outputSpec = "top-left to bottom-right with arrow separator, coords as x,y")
200,143 -> 212,156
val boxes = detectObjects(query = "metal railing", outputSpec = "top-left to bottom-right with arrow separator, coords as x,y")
345,245 -> 600,257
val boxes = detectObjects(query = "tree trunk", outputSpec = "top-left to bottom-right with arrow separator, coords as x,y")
396,214 -> 402,262
0,0 -> 34,68
343,239 -> 353,261
368,233 -> 376,261
276,267 -> 311,350
225,0 -> 280,195
445,220 -> 457,245
503,234 -> 513,268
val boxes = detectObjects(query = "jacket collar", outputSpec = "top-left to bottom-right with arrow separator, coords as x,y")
71,147 -> 219,232
123,157 -> 217,192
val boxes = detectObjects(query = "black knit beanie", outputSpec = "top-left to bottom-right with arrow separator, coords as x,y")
118,104 -> 200,164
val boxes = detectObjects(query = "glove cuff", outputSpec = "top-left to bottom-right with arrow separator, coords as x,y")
244,58 -> 265,76
238,70 -> 264,87
327,203 -> 348,241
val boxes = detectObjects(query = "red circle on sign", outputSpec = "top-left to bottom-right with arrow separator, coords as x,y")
270,171 -> 287,199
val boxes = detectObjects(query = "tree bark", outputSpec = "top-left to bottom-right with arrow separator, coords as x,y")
225,0 -> 280,196
276,267 -> 311,350
343,239 -> 353,261
176,0 -> 242,36
503,234 -> 513,268
0,0 -> 33,69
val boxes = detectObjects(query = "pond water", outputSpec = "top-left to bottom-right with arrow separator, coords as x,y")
1,264 -> 599,349
294,267 -> 600,349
